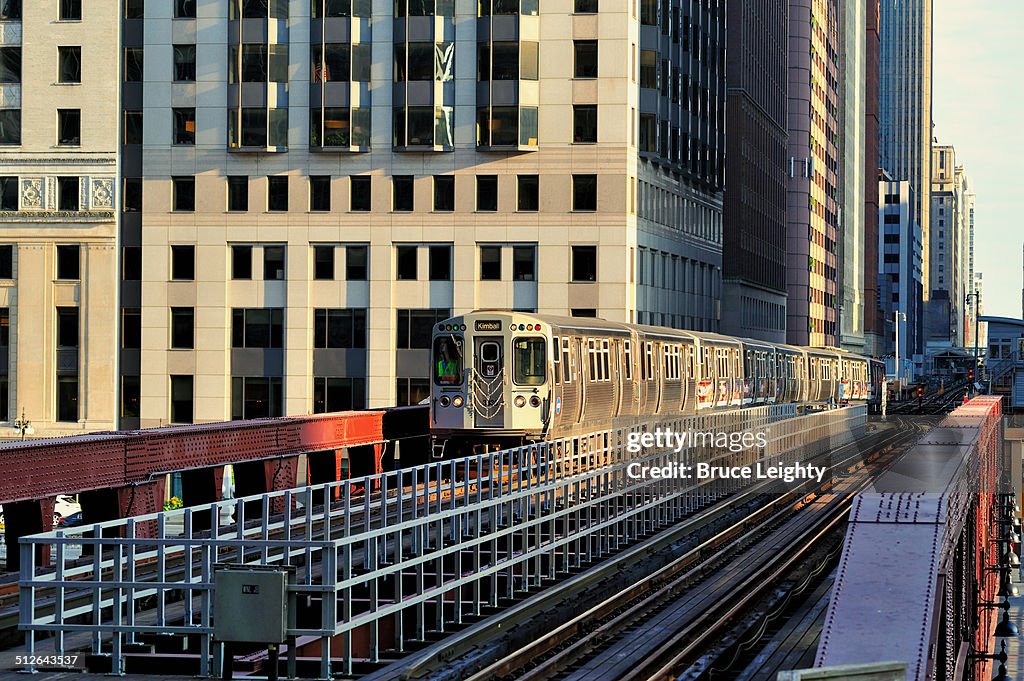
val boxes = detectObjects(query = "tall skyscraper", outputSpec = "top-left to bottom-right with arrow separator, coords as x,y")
879,176 -> 923,381
863,0 -> 883,356
878,0 -> 932,299
721,0 -> 788,343
0,1 -> 119,436
925,143 -> 969,350
839,0 -> 866,352
785,0 -> 842,347
121,0 -> 725,426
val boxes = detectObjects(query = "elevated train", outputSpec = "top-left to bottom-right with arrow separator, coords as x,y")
430,311 -> 884,457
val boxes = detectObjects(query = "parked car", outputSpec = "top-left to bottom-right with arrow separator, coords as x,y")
56,512 -> 83,528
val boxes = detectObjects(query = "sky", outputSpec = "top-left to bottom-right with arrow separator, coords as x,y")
932,1 -> 1024,318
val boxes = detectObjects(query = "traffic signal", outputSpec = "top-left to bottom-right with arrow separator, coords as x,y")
968,368 -> 975,381
917,386 -> 924,398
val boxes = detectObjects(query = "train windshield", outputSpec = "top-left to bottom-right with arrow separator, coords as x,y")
513,337 -> 546,385
433,336 -> 463,385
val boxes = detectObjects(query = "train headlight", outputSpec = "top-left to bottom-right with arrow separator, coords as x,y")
514,395 -> 526,408
452,395 -> 464,408
529,396 -> 541,408
439,395 -> 451,408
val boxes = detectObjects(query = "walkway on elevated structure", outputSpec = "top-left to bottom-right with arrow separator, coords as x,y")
13,403 -> 865,678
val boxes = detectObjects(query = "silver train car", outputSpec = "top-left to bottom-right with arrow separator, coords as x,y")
430,311 -> 884,457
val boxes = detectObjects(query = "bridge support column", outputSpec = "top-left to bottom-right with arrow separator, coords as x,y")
307,449 -> 345,506
116,479 -> 167,538
3,498 -> 54,572
234,457 -> 300,517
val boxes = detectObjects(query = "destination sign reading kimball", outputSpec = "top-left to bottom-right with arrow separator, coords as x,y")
626,462 -> 827,483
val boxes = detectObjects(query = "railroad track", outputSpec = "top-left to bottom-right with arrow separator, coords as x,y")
357,420 -> 917,681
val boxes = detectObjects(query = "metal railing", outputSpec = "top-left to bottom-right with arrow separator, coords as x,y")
19,403 -> 866,677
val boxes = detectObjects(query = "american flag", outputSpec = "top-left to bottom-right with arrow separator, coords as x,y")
313,60 -> 330,83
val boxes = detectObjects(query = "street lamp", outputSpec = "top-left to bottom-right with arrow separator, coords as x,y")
894,310 -> 907,386
11,407 -> 34,440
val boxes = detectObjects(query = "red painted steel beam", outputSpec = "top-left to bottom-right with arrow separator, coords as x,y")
0,410 -> 389,505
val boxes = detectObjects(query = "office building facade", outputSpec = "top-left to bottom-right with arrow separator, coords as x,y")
925,143 -> 969,351
124,0 -> 724,426
878,0 -> 932,298
720,0 -> 788,343
0,0 -> 119,437
838,0 -> 865,352
785,0 -> 842,348
879,177 -> 922,381
862,0 -> 882,356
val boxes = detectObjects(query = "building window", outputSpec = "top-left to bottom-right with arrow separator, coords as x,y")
124,110 -> 143,144
346,245 -> 368,280
0,176 -> 16,211
173,107 -> 196,144
313,245 -> 334,280
56,306 -> 79,347
173,44 -> 196,81
480,245 -> 501,280
57,109 -> 81,145
572,245 -> 597,281
351,176 -> 371,211
170,307 -> 195,349
313,308 -> 367,348
231,244 -> 252,279
572,174 -> 597,211
267,176 -> 288,211
59,0 -> 81,20
574,0 -> 597,13
573,105 -> 597,143
124,47 -> 143,82
571,308 -> 597,318
123,178 -> 142,212
574,40 -> 597,78
231,308 -> 284,348
170,375 -> 194,424
0,244 -> 11,279
121,376 -> 140,419
513,246 -> 535,281
232,377 -> 283,420
639,50 -> 656,88
0,47 -> 18,84
396,378 -> 430,406
172,176 -> 195,211
57,377 -> 78,422
429,245 -> 451,281
56,245 -> 80,280
477,175 -> 498,212
310,176 -> 331,211
311,43 -> 350,83
0,110 -> 19,145
122,308 -> 141,348
0,0 -> 21,20
263,245 -> 285,280
393,175 -> 414,212
433,176 -> 455,212
228,107 -> 288,148
397,308 -> 450,349
313,377 -> 366,413
57,176 -> 79,210
122,246 -> 141,280
125,0 -> 144,18
227,176 -> 248,211
517,175 -> 539,212
174,0 -> 196,18
171,244 -> 195,280
396,245 -> 417,280
58,46 -> 81,83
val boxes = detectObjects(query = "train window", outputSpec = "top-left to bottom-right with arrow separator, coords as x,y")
809,358 -> 816,380
552,336 -> 561,385
481,341 -> 500,363
562,337 -> 571,383
624,340 -> 632,380
664,345 -> 680,380
587,339 -> 597,380
600,339 -> 610,381
645,342 -> 654,380
513,337 -> 546,385
432,336 -> 463,385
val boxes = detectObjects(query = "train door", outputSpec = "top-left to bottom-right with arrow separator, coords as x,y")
652,341 -> 663,413
612,339 -> 624,417
473,336 -> 505,428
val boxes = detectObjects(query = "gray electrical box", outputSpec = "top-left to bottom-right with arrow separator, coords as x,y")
214,565 -> 289,644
